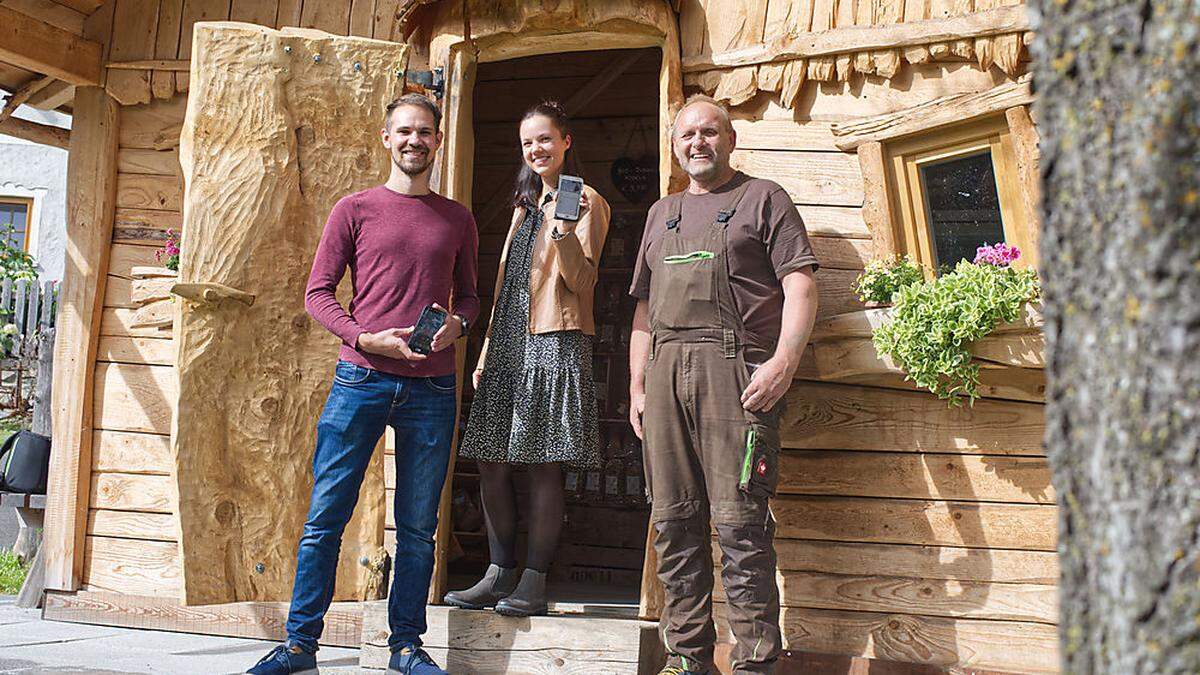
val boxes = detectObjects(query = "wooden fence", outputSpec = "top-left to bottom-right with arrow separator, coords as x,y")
0,278 -> 59,416
1,278 -> 59,361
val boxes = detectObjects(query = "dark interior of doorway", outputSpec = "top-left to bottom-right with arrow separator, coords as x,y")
449,46 -> 662,610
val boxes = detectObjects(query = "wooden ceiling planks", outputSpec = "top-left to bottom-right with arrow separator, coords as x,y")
105,0 -> 160,105
299,0 -> 350,34
229,0 -> 275,25
149,0 -> 182,100
94,0 -> 408,104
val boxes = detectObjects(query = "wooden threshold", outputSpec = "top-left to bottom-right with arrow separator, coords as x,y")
361,601 -> 662,673
42,590 -> 362,648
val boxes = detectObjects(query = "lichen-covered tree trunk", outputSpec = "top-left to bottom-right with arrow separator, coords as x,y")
1032,0 -> 1200,671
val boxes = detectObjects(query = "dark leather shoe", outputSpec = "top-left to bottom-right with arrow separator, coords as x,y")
443,563 -> 518,610
494,569 -> 547,616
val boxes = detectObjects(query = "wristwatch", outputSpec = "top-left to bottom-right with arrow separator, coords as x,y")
453,313 -> 470,334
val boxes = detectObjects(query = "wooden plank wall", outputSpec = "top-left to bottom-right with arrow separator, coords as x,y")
93,0 -> 403,105
689,52 -> 1057,675
83,88 -> 182,594
679,0 -> 1029,106
78,2 -> 1055,671
78,0 -> 395,596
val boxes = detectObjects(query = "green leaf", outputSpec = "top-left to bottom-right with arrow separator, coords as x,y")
871,260 -> 1040,402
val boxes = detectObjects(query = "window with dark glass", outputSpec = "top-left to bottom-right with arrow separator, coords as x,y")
0,200 -> 30,251
918,151 -> 1005,271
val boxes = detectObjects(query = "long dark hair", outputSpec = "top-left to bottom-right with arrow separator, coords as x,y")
512,101 -> 583,209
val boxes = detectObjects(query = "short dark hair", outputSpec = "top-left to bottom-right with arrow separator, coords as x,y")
384,94 -> 442,130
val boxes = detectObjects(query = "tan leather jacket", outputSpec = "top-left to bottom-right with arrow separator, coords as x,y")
477,184 -> 610,371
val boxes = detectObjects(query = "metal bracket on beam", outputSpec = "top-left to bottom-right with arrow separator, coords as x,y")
405,67 -> 445,98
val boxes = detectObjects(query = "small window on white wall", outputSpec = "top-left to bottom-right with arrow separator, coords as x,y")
0,197 -> 32,251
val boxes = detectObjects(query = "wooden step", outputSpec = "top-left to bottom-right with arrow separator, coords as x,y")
360,601 -> 664,674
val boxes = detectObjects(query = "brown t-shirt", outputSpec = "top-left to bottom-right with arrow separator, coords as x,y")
629,172 -> 819,362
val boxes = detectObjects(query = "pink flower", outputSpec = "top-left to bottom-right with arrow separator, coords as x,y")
156,230 -> 180,264
974,242 -> 1021,267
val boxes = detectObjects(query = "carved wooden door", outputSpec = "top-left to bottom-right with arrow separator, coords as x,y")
174,22 -> 407,605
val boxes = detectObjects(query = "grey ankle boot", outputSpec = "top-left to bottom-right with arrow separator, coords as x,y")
494,569 -> 548,617
443,564 -> 518,610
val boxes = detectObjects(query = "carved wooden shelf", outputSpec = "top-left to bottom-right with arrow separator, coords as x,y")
802,303 -> 1045,399
129,266 -> 177,332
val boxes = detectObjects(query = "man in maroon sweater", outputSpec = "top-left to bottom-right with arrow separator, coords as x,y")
249,94 -> 478,675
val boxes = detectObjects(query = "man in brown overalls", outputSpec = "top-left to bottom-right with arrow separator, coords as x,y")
629,95 -> 820,675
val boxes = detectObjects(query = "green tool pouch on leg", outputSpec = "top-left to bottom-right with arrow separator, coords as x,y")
738,423 -> 779,498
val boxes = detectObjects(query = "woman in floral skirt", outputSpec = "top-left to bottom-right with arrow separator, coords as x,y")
446,101 -> 610,616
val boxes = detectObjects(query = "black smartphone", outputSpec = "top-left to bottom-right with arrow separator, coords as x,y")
409,304 -> 447,355
554,174 -> 585,222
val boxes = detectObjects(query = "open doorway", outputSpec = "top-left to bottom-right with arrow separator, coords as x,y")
448,46 -> 662,611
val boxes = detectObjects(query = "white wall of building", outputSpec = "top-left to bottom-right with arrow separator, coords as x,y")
0,105 -> 72,282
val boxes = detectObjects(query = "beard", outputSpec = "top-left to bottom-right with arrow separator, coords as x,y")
675,148 -> 727,182
394,145 -> 433,176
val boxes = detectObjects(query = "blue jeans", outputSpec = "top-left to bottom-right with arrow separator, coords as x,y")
285,361 -> 456,653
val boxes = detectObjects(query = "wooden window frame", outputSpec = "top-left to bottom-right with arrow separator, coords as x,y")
0,196 -> 34,251
884,114 -> 1038,273
426,2 -> 684,619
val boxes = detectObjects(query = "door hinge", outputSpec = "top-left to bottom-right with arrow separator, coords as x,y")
405,67 -> 445,98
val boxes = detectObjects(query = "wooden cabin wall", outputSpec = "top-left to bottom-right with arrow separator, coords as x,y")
67,0 -> 1055,670
674,1 -> 1053,670
73,0 -> 402,598
82,92 -> 181,596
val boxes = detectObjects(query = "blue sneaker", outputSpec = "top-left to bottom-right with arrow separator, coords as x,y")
246,644 -> 318,674
387,645 -> 447,674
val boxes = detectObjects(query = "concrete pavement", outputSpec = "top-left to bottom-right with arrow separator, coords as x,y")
0,597 -> 360,674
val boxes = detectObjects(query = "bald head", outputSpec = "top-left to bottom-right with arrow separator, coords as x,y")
671,95 -> 737,187
671,94 -> 733,135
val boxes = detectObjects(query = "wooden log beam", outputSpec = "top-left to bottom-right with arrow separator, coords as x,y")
858,141 -> 897,260
0,5 -> 102,86
0,114 -> 69,148
105,59 -> 191,72
43,87 -> 119,592
682,6 -> 1030,73
1005,104 -> 1043,255
0,75 -> 56,124
831,78 -> 1035,150
25,79 -> 75,111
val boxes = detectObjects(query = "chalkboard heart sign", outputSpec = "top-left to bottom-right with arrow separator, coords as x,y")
611,156 -> 656,204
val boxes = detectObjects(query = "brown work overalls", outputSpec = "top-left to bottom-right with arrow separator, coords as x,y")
643,182 -> 782,674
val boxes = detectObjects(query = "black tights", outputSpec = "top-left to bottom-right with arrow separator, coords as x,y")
477,461 -> 563,572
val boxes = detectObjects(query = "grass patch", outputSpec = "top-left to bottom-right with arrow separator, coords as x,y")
0,549 -> 28,594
